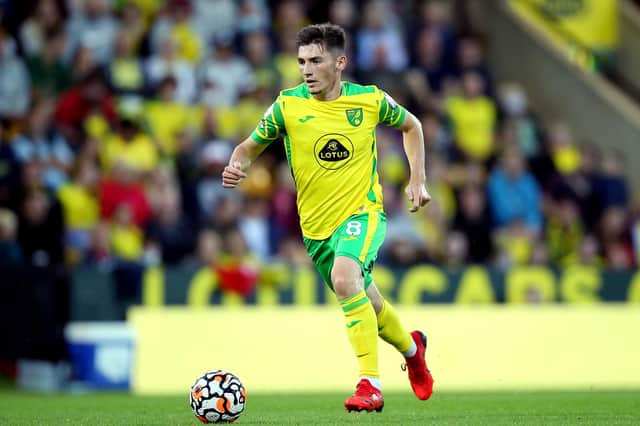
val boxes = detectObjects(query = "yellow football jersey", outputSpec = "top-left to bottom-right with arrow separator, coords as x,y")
251,81 -> 406,240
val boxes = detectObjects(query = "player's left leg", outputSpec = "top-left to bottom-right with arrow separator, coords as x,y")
366,282 -> 413,353
367,282 -> 434,401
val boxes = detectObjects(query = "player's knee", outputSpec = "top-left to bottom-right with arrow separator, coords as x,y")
331,257 -> 364,298
331,272 -> 360,298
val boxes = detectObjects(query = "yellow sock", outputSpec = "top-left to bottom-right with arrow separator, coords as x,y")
340,290 -> 379,378
377,298 -> 413,354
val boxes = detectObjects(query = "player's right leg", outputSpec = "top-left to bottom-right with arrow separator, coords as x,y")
367,282 -> 434,400
332,256 -> 383,412
303,223 -> 383,413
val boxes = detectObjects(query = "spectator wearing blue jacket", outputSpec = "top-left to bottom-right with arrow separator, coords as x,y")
488,146 -> 542,234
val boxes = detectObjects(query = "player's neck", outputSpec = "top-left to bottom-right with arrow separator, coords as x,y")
313,80 -> 343,102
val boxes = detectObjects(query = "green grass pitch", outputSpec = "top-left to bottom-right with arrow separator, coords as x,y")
0,389 -> 639,425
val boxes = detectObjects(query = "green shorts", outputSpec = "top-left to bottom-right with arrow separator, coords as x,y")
303,212 -> 387,291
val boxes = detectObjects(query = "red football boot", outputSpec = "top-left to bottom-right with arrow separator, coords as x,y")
344,379 -> 384,413
402,330 -> 434,400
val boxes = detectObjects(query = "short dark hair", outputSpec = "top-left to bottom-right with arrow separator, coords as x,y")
295,23 -> 346,55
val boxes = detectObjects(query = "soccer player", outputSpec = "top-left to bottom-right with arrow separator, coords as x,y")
222,23 -> 434,412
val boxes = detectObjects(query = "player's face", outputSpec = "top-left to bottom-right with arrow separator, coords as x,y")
298,43 -> 345,97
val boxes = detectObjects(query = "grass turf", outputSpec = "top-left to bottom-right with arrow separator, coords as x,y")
0,389 -> 638,425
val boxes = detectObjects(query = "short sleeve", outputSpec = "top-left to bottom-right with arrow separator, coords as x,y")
251,96 -> 286,144
378,89 -> 407,128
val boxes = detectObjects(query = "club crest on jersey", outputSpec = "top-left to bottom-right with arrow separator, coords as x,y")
345,108 -> 363,127
314,133 -> 354,170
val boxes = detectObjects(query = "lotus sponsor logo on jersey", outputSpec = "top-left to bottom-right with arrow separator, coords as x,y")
345,108 -> 363,127
314,133 -> 354,170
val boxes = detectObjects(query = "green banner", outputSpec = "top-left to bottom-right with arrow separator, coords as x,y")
71,264 -> 640,320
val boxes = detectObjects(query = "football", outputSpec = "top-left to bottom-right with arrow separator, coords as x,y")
189,370 -> 246,423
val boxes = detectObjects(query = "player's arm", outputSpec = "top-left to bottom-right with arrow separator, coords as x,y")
396,111 -> 431,212
379,90 -> 431,212
222,97 -> 285,188
222,137 -> 269,188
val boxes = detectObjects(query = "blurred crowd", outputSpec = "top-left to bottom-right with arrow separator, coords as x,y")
0,0 -> 638,286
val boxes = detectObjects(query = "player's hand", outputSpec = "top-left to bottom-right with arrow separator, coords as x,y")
222,161 -> 247,188
405,182 -> 431,213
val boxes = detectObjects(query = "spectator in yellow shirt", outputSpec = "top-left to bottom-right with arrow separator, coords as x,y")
57,160 -> 100,263
273,29 -> 302,90
143,76 -> 189,158
150,0 -> 203,64
545,196 -> 584,265
446,71 -> 496,162
106,31 -> 146,96
100,116 -> 159,174
110,202 -> 143,261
